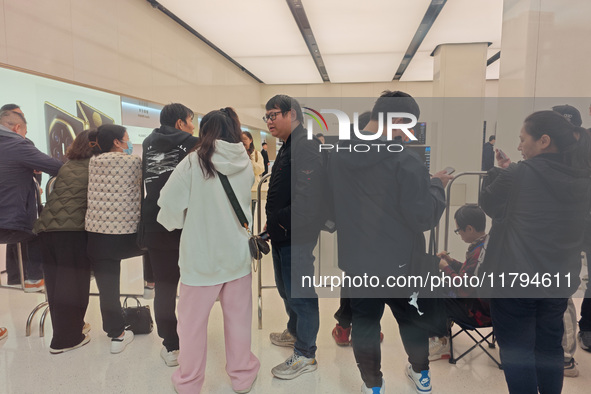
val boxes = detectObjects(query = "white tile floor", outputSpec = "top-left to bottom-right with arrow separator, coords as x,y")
1,254 -> 591,393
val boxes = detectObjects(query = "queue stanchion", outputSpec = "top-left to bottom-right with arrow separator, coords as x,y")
25,177 -> 51,337
256,173 -> 275,329
442,171 -> 488,252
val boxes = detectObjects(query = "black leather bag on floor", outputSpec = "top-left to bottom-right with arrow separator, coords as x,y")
122,296 -> 153,334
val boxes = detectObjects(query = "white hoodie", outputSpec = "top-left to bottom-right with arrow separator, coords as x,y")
157,140 -> 254,286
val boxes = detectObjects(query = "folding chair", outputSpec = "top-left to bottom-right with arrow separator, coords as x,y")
448,319 -> 502,369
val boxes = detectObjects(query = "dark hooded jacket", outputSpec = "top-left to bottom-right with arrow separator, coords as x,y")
480,153 -> 591,297
142,125 -> 198,232
329,135 -> 446,283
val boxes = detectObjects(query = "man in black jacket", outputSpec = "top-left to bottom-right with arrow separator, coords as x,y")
264,95 -> 325,380
329,91 -> 451,394
482,135 -> 495,171
261,142 -> 269,176
141,103 -> 198,367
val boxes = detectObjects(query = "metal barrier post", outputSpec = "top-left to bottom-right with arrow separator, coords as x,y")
442,171 -> 487,251
24,177 -> 51,337
256,173 -> 275,329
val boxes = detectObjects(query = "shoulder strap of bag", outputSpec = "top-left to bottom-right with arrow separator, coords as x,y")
217,172 -> 250,232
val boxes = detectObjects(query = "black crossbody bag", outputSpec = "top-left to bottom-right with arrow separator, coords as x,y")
217,172 -> 270,266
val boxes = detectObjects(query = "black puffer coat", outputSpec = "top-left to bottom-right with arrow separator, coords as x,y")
480,153 -> 591,297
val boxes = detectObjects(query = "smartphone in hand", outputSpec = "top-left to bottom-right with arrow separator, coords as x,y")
258,231 -> 270,241
443,166 -> 456,175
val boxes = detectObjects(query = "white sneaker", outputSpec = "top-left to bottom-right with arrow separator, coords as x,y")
24,279 -> 44,293
160,346 -> 179,367
143,284 -> 155,300
428,336 -> 450,361
50,334 -> 90,354
110,330 -> 134,354
271,352 -> 317,380
406,364 -> 431,393
361,378 -> 385,393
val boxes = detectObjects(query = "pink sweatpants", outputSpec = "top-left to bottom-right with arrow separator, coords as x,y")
172,274 -> 260,394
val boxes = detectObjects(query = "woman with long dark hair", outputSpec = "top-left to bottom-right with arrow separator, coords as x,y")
86,124 -> 143,354
158,108 -> 259,394
241,131 -> 264,190
480,110 -> 591,393
34,130 -> 95,353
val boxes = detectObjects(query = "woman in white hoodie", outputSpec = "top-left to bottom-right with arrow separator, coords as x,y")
158,108 -> 260,394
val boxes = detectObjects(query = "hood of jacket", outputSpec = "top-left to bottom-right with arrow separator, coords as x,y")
145,125 -> 196,152
212,140 -> 251,176
525,153 -> 591,205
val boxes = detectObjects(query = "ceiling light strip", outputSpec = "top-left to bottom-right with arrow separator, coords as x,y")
487,51 -> 501,66
146,0 -> 264,83
285,0 -> 330,82
393,0 -> 447,80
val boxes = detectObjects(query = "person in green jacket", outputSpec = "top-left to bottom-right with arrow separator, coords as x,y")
34,130 -> 95,354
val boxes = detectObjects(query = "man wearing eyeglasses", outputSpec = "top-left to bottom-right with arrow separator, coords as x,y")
263,95 -> 326,380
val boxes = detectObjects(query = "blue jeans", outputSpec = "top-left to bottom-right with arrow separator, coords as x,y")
271,241 -> 319,358
491,298 -> 567,394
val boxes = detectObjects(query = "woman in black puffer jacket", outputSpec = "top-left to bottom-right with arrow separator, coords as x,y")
480,111 -> 591,394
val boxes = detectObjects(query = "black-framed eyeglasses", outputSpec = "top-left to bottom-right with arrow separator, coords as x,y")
262,111 -> 284,122
454,228 -> 461,234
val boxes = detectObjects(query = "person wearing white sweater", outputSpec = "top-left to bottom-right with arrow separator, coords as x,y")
158,108 -> 260,394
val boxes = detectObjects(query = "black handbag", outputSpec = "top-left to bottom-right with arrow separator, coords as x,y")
122,296 -> 153,334
217,172 -> 270,263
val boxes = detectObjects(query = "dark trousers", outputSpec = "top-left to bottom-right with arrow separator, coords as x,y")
580,247 -> 591,331
350,297 -> 432,388
39,231 -> 90,349
87,232 -> 144,338
334,296 -> 352,328
491,298 -> 567,394
145,231 -> 181,351
271,241 -> 319,358
5,237 -> 44,283
143,254 -> 155,283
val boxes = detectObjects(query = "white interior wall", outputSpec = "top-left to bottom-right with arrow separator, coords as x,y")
0,0 -> 263,128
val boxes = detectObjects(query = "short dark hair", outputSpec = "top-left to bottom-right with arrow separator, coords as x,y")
0,110 -> 26,127
265,94 -> 303,124
160,103 -> 194,128
489,135 -> 496,142
262,142 -> 267,147
371,91 -> 420,122
0,104 -> 20,111
454,204 -> 486,233
88,124 -> 127,154
66,130 -> 95,160
316,133 -> 324,138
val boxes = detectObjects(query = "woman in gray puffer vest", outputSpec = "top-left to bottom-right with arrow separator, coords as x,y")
34,130 -> 94,354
